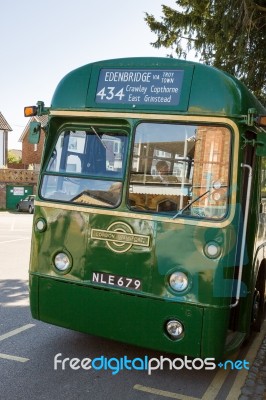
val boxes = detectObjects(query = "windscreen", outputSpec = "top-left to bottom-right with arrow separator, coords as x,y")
40,128 -> 128,208
128,122 -> 231,219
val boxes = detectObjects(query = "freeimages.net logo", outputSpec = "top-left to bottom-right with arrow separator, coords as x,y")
54,354 -> 249,375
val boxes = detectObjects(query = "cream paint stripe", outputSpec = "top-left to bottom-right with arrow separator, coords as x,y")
35,114 -> 239,228
49,110 -> 239,128
50,111 -> 239,196
50,110 -> 239,191
0,324 -> 35,341
0,353 -> 29,363
34,200 -> 235,229
134,384 -> 200,400
224,320 -> 266,400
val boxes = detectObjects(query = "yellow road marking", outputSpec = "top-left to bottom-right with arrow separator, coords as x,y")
134,320 -> 265,400
0,324 -> 35,342
134,359 -> 234,400
225,320 -> 266,400
0,353 -> 29,362
201,364 -> 234,400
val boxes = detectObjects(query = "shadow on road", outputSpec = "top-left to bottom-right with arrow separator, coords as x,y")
0,279 -> 29,307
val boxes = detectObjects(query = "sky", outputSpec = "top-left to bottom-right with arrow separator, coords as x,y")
1,0 -> 177,150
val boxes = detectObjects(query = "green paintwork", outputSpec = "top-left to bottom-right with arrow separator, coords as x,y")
30,203 -> 240,358
30,206 -> 239,308
6,185 -> 33,210
29,57 -> 266,359
35,275 -> 203,356
28,121 -> 41,144
51,57 -> 265,117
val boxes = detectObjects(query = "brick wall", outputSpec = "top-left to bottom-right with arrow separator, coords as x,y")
7,163 -> 26,169
194,127 -> 230,185
193,126 -> 231,208
0,183 -> 6,208
22,129 -> 45,166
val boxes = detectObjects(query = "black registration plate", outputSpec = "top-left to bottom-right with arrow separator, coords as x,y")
92,272 -> 141,290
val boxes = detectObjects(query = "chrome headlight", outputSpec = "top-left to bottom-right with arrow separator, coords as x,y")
54,252 -> 71,272
169,271 -> 189,292
35,218 -> 47,232
166,320 -> 184,339
204,241 -> 221,259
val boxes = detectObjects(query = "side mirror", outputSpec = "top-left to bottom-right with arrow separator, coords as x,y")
256,132 -> 266,156
28,121 -> 41,144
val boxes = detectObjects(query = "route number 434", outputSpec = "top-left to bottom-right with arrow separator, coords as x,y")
97,87 -> 125,101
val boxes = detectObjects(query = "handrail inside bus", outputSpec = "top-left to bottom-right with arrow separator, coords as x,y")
230,163 -> 253,308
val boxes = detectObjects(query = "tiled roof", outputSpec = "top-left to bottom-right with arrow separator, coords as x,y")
36,115 -> 49,126
0,112 -> 12,131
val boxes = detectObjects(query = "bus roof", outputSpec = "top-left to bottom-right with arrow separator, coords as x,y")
51,57 -> 265,117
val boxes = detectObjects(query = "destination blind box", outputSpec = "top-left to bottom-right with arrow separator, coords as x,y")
95,68 -> 184,106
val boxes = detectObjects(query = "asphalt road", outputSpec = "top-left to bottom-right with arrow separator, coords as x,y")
0,211 -> 265,400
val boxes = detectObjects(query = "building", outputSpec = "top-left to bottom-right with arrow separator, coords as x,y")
0,112 -> 12,167
19,115 -> 48,170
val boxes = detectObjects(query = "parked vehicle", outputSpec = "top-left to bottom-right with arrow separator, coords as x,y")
16,195 -> 35,214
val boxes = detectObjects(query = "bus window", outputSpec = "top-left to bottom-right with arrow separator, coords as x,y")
40,128 -> 128,207
128,122 -> 231,219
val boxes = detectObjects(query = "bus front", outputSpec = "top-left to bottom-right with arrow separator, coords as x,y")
28,58 -> 257,359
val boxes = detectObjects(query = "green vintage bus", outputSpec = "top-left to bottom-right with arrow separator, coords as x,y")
25,57 -> 266,359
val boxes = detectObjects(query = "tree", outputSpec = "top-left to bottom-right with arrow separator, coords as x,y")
7,151 -> 22,164
145,0 -> 266,104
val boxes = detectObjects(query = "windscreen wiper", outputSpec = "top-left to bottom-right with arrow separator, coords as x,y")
90,126 -> 107,150
90,126 -> 116,159
172,189 -> 210,219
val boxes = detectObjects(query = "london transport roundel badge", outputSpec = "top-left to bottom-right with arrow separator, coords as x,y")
106,222 -> 134,253
90,221 -> 150,253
